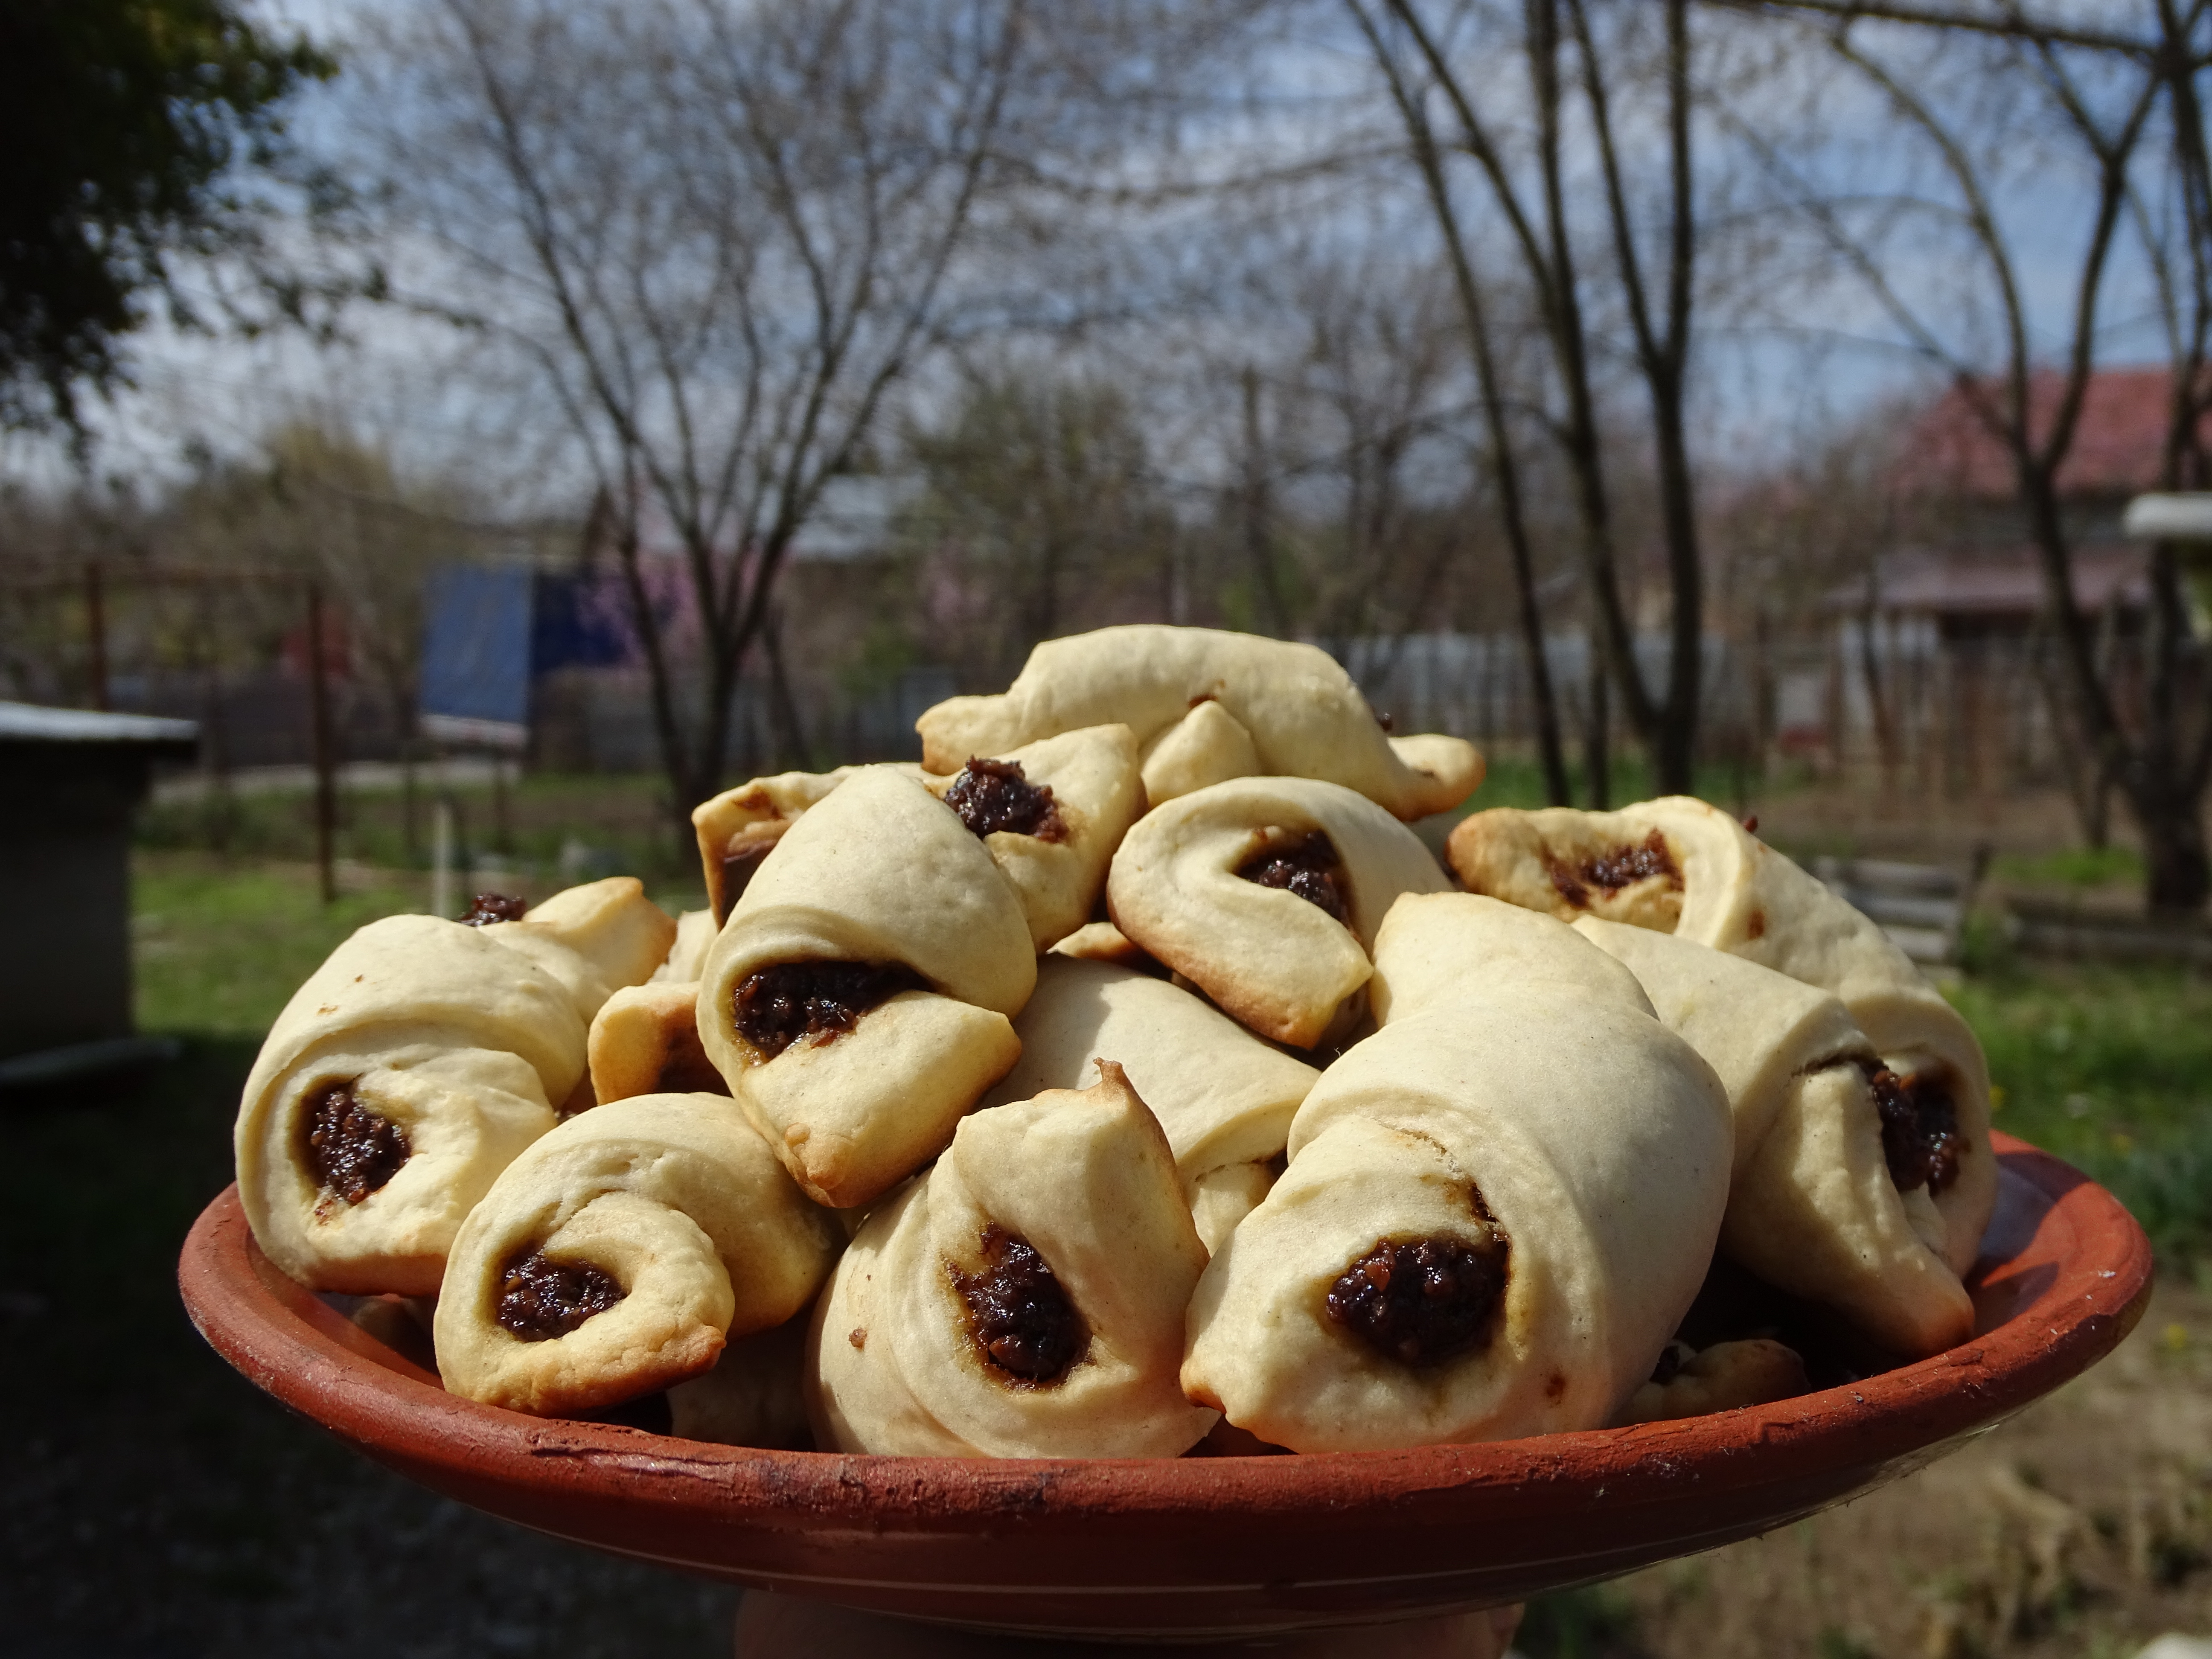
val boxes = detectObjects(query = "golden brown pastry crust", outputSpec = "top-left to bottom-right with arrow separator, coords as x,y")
981,955 -> 1316,1205
1614,1339 -> 1810,1425
434,1092 -> 838,1416
1448,797 -> 1996,1282
691,768 -> 863,925
916,626 -> 1482,819
1106,776 -> 1450,1047
587,981 -> 729,1106
808,1062 -> 1215,1458
233,914 -> 588,1296
920,724 -> 1144,950
1573,919 -> 1975,1356
696,765 -> 1033,1208
1181,895 -> 1734,1453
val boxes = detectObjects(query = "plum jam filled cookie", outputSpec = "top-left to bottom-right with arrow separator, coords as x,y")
696,766 -> 1034,1209
1182,896 -> 1733,1452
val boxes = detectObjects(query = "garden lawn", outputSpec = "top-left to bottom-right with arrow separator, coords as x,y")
1953,958 -> 2212,1269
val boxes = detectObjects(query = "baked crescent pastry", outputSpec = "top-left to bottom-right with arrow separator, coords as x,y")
1615,1338 -> 1809,1426
1137,695 -> 1262,803
652,909 -> 719,984
692,766 -> 862,926
1447,796 -> 1995,1280
696,765 -> 1034,1208
665,1317 -> 812,1447
233,914 -> 589,1295
808,1062 -> 1216,1458
1572,919 -> 1975,1354
980,956 -> 1318,1252
1572,919 -> 1974,1354
587,981 -> 729,1106
1106,776 -> 1451,1047
915,625 -> 1482,819
435,1092 -> 838,1416
1182,894 -> 1733,1452
920,724 -> 1144,950
1047,919 -> 1155,969
476,877 -> 679,1025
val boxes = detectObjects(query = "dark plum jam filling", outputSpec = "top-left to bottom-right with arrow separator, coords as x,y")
1545,831 -> 1680,910
951,1225 -> 1089,1385
302,1081 -> 409,1205
459,893 -> 530,926
1236,831 -> 1350,925
1324,1227 -> 1509,1367
944,757 -> 1067,841
1864,1063 -> 1963,1195
731,960 -> 925,1059
496,1251 -> 625,1341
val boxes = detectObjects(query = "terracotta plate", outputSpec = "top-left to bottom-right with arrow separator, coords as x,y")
179,1133 -> 2151,1641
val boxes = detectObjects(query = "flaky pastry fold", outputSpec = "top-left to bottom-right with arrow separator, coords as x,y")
920,724 -> 1144,949
1447,796 -> 1995,1279
808,1062 -> 1215,1458
1575,919 -> 1975,1356
233,880 -> 670,1297
981,956 -> 1317,1252
1106,776 -> 1449,1047
1182,895 -> 1733,1453
435,1092 -> 837,1417
916,626 -> 1481,819
696,766 -> 1033,1208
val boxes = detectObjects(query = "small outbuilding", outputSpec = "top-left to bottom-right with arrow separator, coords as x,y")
0,702 -> 197,1081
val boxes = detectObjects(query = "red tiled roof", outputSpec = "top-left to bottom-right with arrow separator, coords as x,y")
1891,367 -> 2204,501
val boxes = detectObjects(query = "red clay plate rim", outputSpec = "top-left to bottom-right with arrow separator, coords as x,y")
178,1132 -> 2154,1527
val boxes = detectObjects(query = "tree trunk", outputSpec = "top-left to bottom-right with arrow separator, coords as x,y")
2129,771 -> 2210,915
1584,642 -> 1610,810
1648,378 -> 1702,795
1241,366 -> 1290,635
764,608 -> 807,772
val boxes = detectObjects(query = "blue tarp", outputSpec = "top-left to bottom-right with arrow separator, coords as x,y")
420,566 -> 641,740
420,565 -> 535,729
533,573 -> 632,674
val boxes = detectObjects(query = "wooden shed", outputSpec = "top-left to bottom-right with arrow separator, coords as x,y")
0,702 -> 196,1079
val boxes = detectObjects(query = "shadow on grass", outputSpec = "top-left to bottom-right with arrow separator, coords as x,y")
0,1036 -> 737,1659
1515,1581 -> 1652,1659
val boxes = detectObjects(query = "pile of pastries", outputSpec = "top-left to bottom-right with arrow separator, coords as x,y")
233,625 -> 1995,1458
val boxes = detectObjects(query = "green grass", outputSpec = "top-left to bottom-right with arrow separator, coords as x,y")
1953,960 -> 2212,1266
0,851 -> 742,1651
132,852 -> 708,1040
1989,845 -> 2145,890
134,857 -> 432,1036
1435,752 -> 1788,825
137,771 -> 698,887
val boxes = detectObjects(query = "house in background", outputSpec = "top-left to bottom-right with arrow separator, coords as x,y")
1813,367 -> 2195,796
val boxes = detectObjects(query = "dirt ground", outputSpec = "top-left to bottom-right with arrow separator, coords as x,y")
1578,1278 -> 2212,1659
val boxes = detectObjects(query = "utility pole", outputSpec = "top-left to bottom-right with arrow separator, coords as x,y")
305,581 -> 338,904
85,562 -> 109,711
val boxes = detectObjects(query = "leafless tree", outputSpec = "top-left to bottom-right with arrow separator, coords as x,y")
1348,0 -> 1709,797
902,365 -> 1177,687
353,0 -> 1057,817
1344,4 -> 1572,799
1735,0 -> 2212,911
